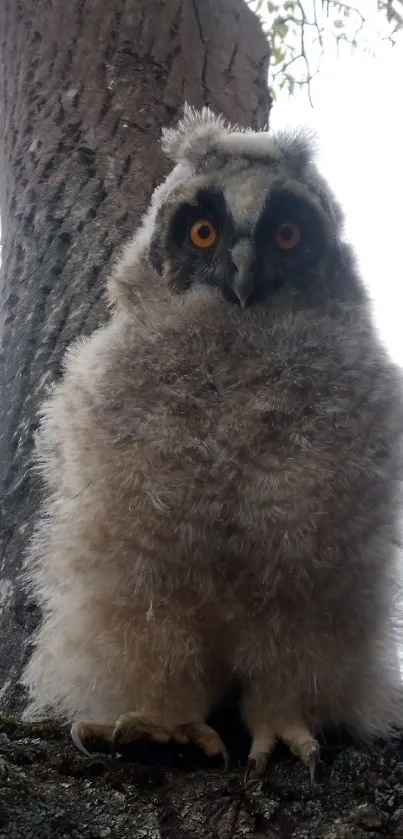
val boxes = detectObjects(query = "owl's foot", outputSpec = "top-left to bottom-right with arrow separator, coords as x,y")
71,717 -> 175,757
71,721 -> 115,756
177,721 -> 230,768
71,716 -> 228,767
112,714 -> 229,767
246,721 -> 320,782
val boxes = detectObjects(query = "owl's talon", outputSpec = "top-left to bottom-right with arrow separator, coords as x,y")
308,750 -> 318,784
301,741 -> 320,784
282,723 -> 320,779
178,721 -> 227,765
110,726 -> 122,759
71,721 -> 115,756
244,753 -> 267,783
110,713 -> 172,759
222,747 -> 230,771
72,715 -> 226,766
292,737 -> 320,774
71,723 -> 92,756
247,720 -> 319,779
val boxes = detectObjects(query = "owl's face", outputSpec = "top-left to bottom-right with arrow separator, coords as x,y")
146,108 -> 363,312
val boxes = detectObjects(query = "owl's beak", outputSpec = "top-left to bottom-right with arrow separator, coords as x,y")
230,239 -> 255,308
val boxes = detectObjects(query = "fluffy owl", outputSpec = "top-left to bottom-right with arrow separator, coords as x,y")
22,106 -> 403,779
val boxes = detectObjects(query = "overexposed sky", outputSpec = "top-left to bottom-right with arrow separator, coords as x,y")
268,2 -> 403,363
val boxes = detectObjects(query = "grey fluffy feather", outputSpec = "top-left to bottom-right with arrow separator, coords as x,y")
22,107 -> 403,773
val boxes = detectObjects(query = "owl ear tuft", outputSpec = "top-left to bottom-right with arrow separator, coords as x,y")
161,104 -> 233,165
274,127 -> 318,175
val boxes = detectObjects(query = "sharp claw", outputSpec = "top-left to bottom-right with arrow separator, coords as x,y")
222,747 -> 230,772
308,754 -> 316,783
244,758 -> 255,785
70,723 -> 91,757
110,726 -> 122,759
244,754 -> 266,784
300,740 -> 320,784
308,748 -> 319,784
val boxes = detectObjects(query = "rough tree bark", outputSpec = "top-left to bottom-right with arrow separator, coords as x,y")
1,2 -> 403,838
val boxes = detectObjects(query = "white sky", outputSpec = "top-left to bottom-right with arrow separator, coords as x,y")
268,2 -> 403,364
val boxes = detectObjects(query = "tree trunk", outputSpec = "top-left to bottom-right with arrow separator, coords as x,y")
0,0 -> 270,713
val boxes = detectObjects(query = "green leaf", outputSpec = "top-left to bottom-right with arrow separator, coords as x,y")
271,46 -> 285,64
275,21 -> 289,38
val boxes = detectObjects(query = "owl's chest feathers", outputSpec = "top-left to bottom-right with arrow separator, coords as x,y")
89,308 -> 398,600
108,338 -> 355,500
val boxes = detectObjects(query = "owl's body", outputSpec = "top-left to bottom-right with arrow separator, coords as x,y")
23,109 -> 403,773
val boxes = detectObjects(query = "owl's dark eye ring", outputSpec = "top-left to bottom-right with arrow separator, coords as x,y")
274,222 -> 301,251
189,219 -> 217,249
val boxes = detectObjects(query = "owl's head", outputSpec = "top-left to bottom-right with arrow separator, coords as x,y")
111,107 -> 364,311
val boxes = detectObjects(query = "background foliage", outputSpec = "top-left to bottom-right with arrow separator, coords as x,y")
249,0 -> 403,101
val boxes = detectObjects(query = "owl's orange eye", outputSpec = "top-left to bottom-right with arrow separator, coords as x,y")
189,219 -> 217,249
274,222 -> 301,251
